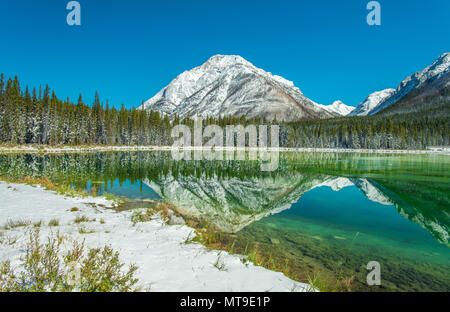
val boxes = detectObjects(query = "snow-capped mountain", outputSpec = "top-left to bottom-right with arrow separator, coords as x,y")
139,55 -> 335,122
145,174 -> 393,233
312,177 -> 354,192
348,89 -> 396,116
145,173 -> 319,233
351,52 -> 450,116
144,172 -> 447,243
318,100 -> 355,116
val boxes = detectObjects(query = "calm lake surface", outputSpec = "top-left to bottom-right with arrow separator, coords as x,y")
1,151 -> 449,291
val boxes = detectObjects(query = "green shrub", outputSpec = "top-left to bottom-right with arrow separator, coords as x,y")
33,220 -> 43,228
0,230 -> 139,292
74,215 -> 94,224
78,226 -> 95,235
48,219 -> 59,227
130,209 -> 154,225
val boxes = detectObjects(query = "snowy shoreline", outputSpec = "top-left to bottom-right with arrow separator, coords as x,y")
0,145 -> 449,155
0,182 -> 310,292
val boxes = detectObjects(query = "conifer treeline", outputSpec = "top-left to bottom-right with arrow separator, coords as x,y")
0,74 -> 448,149
279,109 -> 449,149
0,75 -> 172,145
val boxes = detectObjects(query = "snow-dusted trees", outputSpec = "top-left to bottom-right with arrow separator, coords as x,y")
0,75 -> 170,146
0,74 -> 448,149
279,111 -> 449,150
0,74 -> 6,142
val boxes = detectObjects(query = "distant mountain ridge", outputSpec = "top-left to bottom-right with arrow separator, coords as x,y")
140,53 -> 449,121
351,52 -> 450,116
348,89 -> 396,116
318,100 -> 355,116
139,55 -> 336,122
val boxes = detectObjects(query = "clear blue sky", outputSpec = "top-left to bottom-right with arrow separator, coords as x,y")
0,0 -> 449,108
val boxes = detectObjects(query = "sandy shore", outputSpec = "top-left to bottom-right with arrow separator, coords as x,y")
0,182 -> 310,292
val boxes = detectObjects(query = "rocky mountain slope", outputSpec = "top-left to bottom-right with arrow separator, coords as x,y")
351,52 -> 450,116
348,89 -> 396,116
139,55 -> 335,122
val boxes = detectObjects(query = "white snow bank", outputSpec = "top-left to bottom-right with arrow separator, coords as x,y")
0,182 -> 311,292
0,145 -> 448,155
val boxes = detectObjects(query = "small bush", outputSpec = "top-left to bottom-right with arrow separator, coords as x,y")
77,246 -> 138,292
33,221 -> 43,228
70,207 -> 79,212
74,215 -> 94,224
48,219 -> 59,227
0,261 -> 19,291
78,226 -> 95,235
0,230 -> 139,292
130,209 -> 154,225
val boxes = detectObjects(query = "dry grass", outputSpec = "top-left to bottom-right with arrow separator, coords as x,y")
130,202 -> 181,226
2,219 -> 31,230
33,220 -> 44,228
130,209 -> 154,225
178,215 -> 357,292
153,202 -> 173,223
74,215 -> 95,224
0,176 -> 89,198
78,226 -> 95,235
48,219 -> 60,227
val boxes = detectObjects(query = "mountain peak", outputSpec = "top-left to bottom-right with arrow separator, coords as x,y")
349,89 -> 396,116
317,100 -> 354,116
140,55 -> 334,122
331,100 -> 347,108
417,52 -> 449,82
206,54 -> 252,67
368,52 -> 449,115
351,52 -> 449,116
435,52 -> 450,65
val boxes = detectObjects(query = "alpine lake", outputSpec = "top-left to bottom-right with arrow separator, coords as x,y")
1,151 -> 448,292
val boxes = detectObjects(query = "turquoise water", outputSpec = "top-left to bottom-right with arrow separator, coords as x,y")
87,179 -> 161,201
0,151 -> 448,291
290,186 -> 445,251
